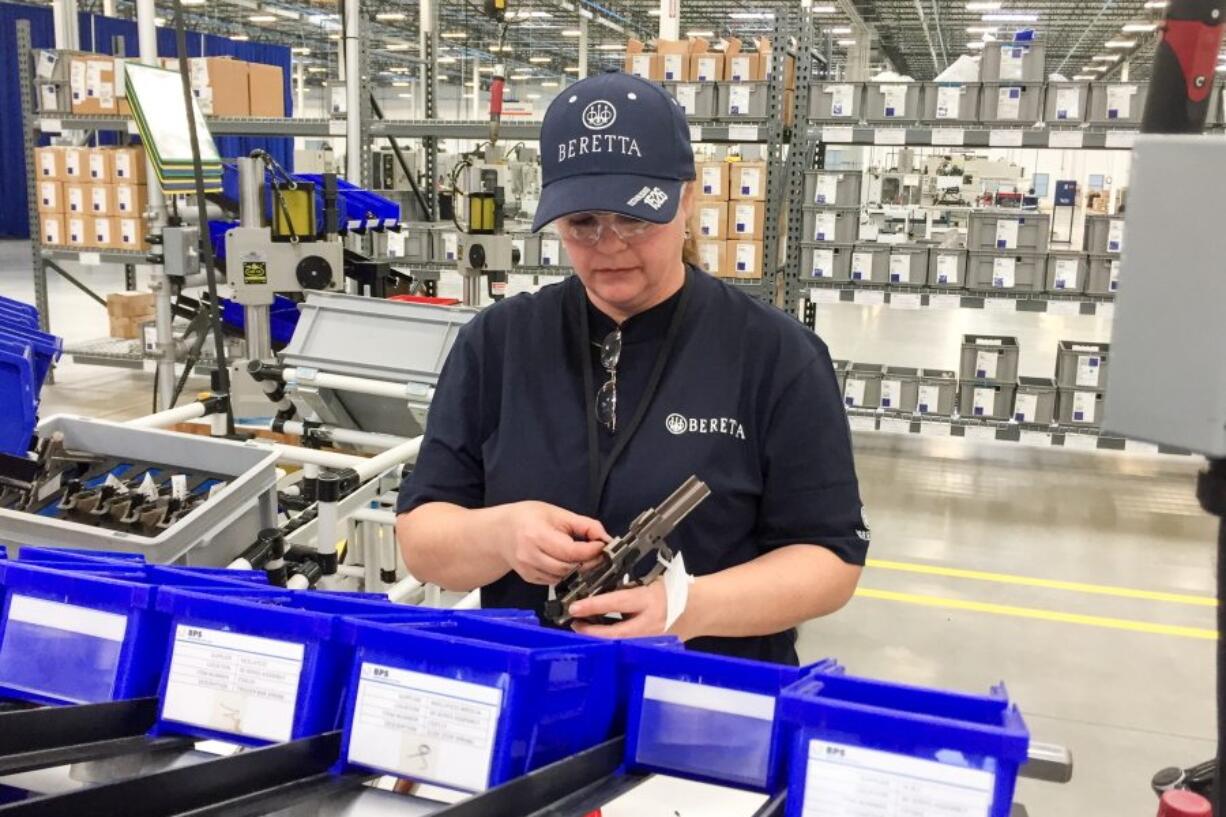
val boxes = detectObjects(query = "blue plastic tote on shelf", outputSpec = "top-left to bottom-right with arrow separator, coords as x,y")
0,319 -> 61,391
778,671 -> 1029,817
0,296 -> 39,325
621,640 -> 838,792
335,616 -> 620,792
0,339 -> 36,457
149,589 -> 457,746
0,562 -> 283,705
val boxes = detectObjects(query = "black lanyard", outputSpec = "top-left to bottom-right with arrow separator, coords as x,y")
577,268 -> 693,514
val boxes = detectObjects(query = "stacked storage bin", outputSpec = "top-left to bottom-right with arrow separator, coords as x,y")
1046,251 -> 1089,294
980,40 -> 1045,126
663,81 -> 718,121
959,335 -> 1020,421
809,82 -> 864,122
1088,82 -> 1149,126
928,247 -> 968,290
719,81 -> 771,121
1055,340 -> 1110,429
1044,81 -> 1090,125
843,363 -> 885,410
1084,213 -> 1125,296
801,170 -> 861,282
0,297 -> 62,458
879,366 -> 920,414
778,670 -> 1029,817
849,244 -> 890,285
1014,376 -> 1058,425
886,245 -> 929,288
920,82 -> 981,125
967,211 -> 1050,293
916,369 -> 959,417
863,82 -> 920,125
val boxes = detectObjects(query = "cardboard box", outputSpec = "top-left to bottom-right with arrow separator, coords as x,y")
625,40 -> 662,81
89,184 -> 118,216
70,55 -> 117,114
695,240 -> 727,277
696,200 -> 729,240
189,57 -> 250,116
115,184 -> 148,218
248,62 -> 285,117
691,53 -> 724,83
727,239 -> 764,278
727,200 -> 766,240
657,39 -> 693,82
37,181 -> 64,214
730,161 -> 768,201
35,146 -> 66,180
117,217 -> 149,252
91,216 -> 119,249
696,161 -> 731,200
64,183 -> 89,215
756,37 -> 796,90
107,291 -> 156,317
113,147 -> 147,184
724,39 -> 761,82
783,89 -> 795,127
87,149 -> 115,184
63,147 -> 86,181
39,214 -> 64,246
66,216 -> 89,248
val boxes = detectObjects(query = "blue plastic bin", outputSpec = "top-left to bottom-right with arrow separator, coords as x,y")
16,546 -> 147,565
778,672 -> 1029,817
0,319 -> 61,391
0,304 -> 38,329
621,641 -> 837,793
219,296 -> 300,346
150,589 -> 453,746
0,562 -> 283,705
0,296 -> 39,325
0,339 -> 36,457
335,616 -> 620,792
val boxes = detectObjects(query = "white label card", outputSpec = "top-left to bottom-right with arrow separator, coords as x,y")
346,662 -> 503,793
999,45 -> 1026,81
1071,391 -> 1098,424
701,166 -> 723,195
851,252 -> 874,281
814,174 -> 840,205
931,128 -> 965,145
78,251 -> 102,266
821,126 -> 855,143
8,594 -> 128,641
888,254 -> 910,284
1105,131 -> 1138,149
1106,84 -> 1137,120
930,293 -> 963,310
936,254 -> 960,285
1109,259 -> 1121,292
811,248 -> 835,278
809,288 -> 841,304
920,421 -> 951,437
992,256 -> 1017,289
890,293 -> 922,310
1054,86 -> 1082,120
689,124 -> 703,142
699,206 -> 721,237
965,425 -> 998,442
1076,354 -> 1103,388
854,290 -> 886,306
917,385 -> 942,415
735,243 -> 757,274
802,739 -> 994,817
1126,439 -> 1161,455
728,85 -> 751,116
880,379 -> 901,410
874,128 -> 907,145
880,417 -> 913,434
728,124 -> 759,142
935,86 -> 961,120
849,414 -> 877,432
734,204 -> 756,235
541,238 -> 559,265
1014,393 -> 1038,423
1048,300 -> 1082,316
739,167 -> 762,197
1049,130 -> 1085,149
161,625 -> 305,743
675,84 -> 698,114
985,297 -> 1017,313
990,128 -> 1025,146
975,350 -> 999,380
698,243 -> 720,274
844,378 -> 867,407
827,84 -> 855,117
972,387 -> 997,417
996,87 -> 1022,121
995,219 -> 1019,249
881,84 -> 908,117
443,232 -> 459,261
1108,219 -> 1125,253
1053,258 -> 1079,290
1065,432 -> 1100,450
813,212 -> 837,242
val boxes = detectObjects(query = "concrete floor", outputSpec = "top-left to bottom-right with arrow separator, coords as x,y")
0,239 -> 1216,816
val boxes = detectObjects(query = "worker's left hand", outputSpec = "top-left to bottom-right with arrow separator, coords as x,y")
568,582 -> 671,639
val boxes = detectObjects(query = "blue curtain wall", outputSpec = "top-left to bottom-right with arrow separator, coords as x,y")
0,1 -> 294,238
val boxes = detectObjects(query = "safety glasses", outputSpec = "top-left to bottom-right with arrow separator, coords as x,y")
595,327 -> 622,433
557,212 -> 667,247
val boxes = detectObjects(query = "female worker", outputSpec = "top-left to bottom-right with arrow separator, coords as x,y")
396,71 -> 868,665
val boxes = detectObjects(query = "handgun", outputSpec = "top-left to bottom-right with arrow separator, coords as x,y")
544,475 -> 711,627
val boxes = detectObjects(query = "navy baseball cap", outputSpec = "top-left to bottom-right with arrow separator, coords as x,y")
531,71 -> 695,233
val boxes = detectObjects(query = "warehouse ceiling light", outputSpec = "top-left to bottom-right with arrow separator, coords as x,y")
291,47 -> 310,55
729,12 -> 773,20
1073,74 -> 1098,80
307,66 -> 327,73
811,5 -> 836,12
686,31 -> 716,38
1093,53 -> 1122,62
837,39 -> 856,46
982,13 -> 1039,23
966,26 -> 998,34
386,43 -> 413,51
595,43 -> 625,50
564,66 -> 580,73
479,67 -> 496,73
1122,23 -> 1159,32
375,12 -> 406,21
392,80 -> 410,87
527,93 -> 542,99
830,26 -> 853,34
441,31 -> 467,39
1143,1 -> 1168,7
268,7 -> 299,20
966,1 -> 1002,9
230,34 -> 250,41
248,15 -> 278,23
562,29 -> 580,36
966,41 -> 985,49
181,0 -> 207,6
437,56 -> 457,64
529,56 -> 551,63
1105,39 -> 1137,48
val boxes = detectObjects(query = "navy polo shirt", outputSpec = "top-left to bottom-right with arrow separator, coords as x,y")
397,266 -> 867,665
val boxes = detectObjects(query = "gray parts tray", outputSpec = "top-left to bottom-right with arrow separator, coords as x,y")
0,415 -> 278,566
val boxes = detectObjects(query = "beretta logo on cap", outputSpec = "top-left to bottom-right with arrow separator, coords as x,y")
582,100 -> 617,130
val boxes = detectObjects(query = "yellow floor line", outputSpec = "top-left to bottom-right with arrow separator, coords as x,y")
867,559 -> 1217,608
854,588 -> 1218,640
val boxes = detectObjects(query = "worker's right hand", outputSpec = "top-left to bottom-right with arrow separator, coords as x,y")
497,501 -> 609,586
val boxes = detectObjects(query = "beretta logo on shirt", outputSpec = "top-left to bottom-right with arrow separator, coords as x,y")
665,413 -> 746,440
